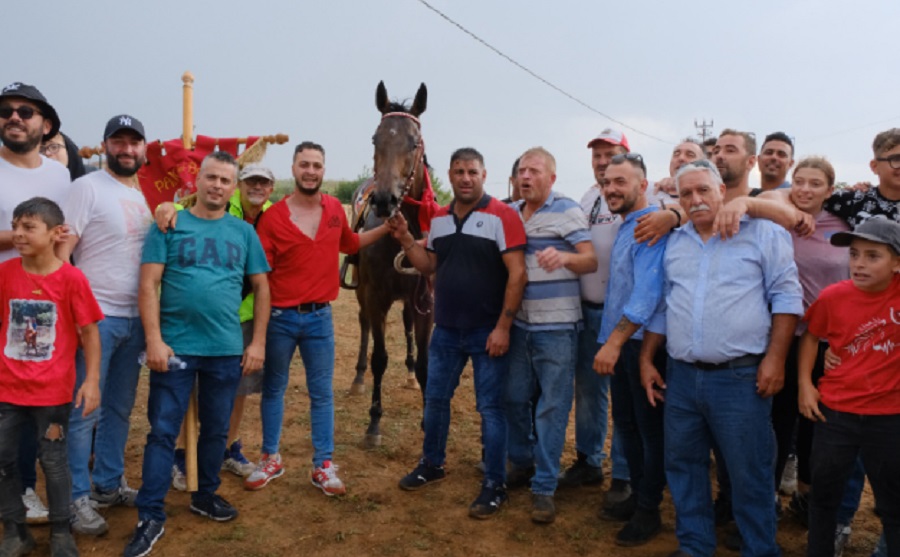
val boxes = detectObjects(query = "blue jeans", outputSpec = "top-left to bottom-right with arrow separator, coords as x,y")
423,325 -> 508,486
68,316 -> 145,500
610,339 -> 666,511
807,406 -> 900,557
574,304 -> 628,478
665,359 -> 779,557
261,306 -> 335,466
135,356 -> 241,522
0,403 -> 72,525
505,325 -> 576,496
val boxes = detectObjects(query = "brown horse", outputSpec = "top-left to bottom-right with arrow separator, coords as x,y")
349,81 -> 434,448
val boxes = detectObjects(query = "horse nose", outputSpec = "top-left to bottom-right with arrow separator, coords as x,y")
371,191 -> 398,217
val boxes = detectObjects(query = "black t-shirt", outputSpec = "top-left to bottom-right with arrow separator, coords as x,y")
824,187 -> 900,228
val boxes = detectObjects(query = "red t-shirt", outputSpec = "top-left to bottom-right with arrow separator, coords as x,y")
0,259 -> 104,406
256,194 -> 360,306
804,274 -> 900,414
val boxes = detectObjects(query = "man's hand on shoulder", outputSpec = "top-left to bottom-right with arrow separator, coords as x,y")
155,202 -> 179,233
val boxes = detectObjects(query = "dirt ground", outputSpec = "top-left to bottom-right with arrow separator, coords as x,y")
27,289 -> 884,556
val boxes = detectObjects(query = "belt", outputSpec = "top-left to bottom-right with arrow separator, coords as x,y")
276,302 -> 330,313
582,300 -> 604,310
691,354 -> 763,371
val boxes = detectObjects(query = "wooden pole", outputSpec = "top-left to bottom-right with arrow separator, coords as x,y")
181,70 -> 200,493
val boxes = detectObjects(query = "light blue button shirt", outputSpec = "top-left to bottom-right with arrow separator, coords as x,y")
597,206 -> 667,344
648,216 -> 803,364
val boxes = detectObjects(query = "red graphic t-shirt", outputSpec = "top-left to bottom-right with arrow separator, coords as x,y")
804,274 -> 900,415
0,259 -> 104,406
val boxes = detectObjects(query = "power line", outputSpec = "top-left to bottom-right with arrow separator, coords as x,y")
415,0 -> 673,144
804,115 -> 900,143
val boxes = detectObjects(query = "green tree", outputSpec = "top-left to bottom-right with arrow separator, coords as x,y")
428,168 -> 452,205
333,167 -> 373,204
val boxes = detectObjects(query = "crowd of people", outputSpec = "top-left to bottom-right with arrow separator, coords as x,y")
0,80 -> 897,557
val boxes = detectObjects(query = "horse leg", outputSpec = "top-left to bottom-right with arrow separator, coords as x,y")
364,315 -> 388,449
349,308 -> 370,395
402,302 -> 419,390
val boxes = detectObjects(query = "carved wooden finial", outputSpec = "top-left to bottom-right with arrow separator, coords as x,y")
182,71 -> 194,84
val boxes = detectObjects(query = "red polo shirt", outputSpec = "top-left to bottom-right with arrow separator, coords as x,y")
256,194 -> 359,306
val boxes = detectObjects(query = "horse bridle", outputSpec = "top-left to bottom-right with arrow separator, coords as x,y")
380,111 -> 425,217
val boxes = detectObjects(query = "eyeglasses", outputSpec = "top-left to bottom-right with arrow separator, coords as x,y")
0,105 -> 42,120
611,152 -> 647,175
40,143 -> 65,156
875,155 -> 900,170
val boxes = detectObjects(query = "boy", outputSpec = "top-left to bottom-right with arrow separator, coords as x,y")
798,215 -> 900,557
0,197 -> 104,557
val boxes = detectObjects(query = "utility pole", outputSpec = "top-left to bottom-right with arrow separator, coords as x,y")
694,118 -> 714,142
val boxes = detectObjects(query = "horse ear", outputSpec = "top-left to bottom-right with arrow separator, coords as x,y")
411,83 -> 427,117
376,81 -> 389,114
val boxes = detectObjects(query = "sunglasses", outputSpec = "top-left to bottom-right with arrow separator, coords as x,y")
611,152 -> 647,174
0,105 -> 42,120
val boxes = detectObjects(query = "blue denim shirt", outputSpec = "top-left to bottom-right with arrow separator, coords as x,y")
647,216 -> 803,364
597,205 -> 667,344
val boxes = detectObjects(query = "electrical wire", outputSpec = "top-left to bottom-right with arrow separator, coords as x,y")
415,0 -> 674,144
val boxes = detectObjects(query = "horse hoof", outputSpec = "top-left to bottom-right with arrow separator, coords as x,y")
363,434 -> 383,449
404,376 -> 420,390
349,381 -> 366,396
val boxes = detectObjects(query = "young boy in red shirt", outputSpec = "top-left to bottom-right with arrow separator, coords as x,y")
798,215 -> 900,557
0,197 -> 103,557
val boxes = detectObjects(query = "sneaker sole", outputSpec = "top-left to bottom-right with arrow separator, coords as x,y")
244,467 -> 284,491
615,525 -> 662,547
72,520 -> 109,536
189,504 -> 238,522
531,512 -> 555,524
311,478 -> 347,497
398,476 -> 445,492
127,526 -> 165,557
222,461 -> 255,477
25,514 -> 49,525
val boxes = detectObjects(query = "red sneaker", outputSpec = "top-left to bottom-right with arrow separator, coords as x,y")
244,453 -> 284,491
311,460 -> 346,496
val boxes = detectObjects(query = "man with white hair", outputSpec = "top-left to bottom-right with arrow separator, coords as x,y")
640,160 -> 803,557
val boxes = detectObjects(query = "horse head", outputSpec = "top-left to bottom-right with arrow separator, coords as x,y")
371,81 -> 427,218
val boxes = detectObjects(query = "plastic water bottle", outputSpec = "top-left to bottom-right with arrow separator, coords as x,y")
138,351 -> 187,371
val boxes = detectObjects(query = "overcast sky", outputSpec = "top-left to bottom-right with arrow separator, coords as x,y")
10,0 -> 899,200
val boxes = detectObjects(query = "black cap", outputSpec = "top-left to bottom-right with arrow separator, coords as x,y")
104,114 -> 145,141
0,82 -> 61,141
831,215 -> 900,255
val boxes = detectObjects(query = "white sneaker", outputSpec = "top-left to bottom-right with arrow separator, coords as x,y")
171,464 -> 187,492
311,460 -> 346,496
23,488 -> 49,525
70,495 -> 109,536
779,454 -> 798,496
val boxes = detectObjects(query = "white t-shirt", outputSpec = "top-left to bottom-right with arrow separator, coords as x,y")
0,155 -> 71,262
64,170 -> 153,317
579,183 -> 667,305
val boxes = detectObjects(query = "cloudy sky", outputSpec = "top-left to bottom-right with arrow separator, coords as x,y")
10,0 -> 899,200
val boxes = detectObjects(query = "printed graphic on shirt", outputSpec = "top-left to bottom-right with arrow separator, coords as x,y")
845,314 -> 898,357
5,300 -> 57,361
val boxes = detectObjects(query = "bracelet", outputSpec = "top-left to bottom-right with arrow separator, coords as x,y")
668,207 -> 682,227
402,241 -> 417,251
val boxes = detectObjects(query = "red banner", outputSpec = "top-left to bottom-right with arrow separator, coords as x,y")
137,135 -> 259,209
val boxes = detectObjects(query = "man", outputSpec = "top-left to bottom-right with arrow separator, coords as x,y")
756,132 -> 794,193
592,154 -> 668,546
248,142 -> 390,495
221,164 -> 276,477
0,82 -> 68,524
823,127 -> 900,227
390,147 -> 526,518
559,129 -> 631,508
124,152 -> 270,557
714,128 -> 757,200
59,115 -> 153,536
702,137 -> 717,160
505,147 -> 597,524
503,157 -> 521,204
641,160 -> 803,557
